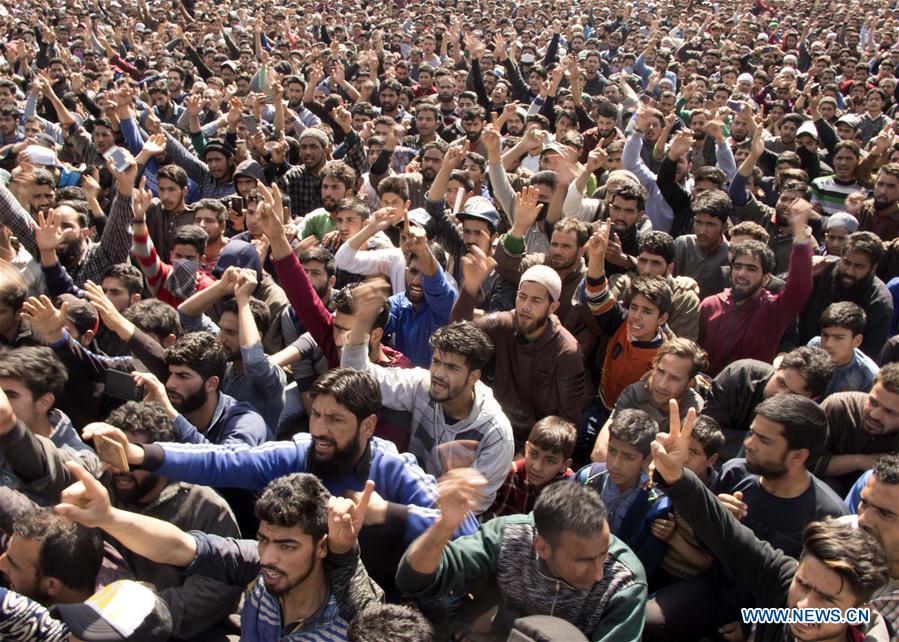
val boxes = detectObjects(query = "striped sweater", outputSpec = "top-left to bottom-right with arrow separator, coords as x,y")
340,343 -> 514,514
396,514 -> 648,641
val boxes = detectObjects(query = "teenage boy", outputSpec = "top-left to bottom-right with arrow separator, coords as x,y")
579,220 -> 672,445
807,302 -> 880,397
487,416 -> 576,517
576,409 -> 669,576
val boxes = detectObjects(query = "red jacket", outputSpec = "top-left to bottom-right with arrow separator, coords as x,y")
699,241 -> 813,376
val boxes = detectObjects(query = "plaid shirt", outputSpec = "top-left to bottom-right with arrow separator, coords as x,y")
277,130 -> 366,217
487,458 -> 574,518
0,184 -> 133,287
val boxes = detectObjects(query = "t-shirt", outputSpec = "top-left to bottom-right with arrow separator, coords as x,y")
674,234 -> 729,288
613,380 -> 704,433
301,210 -> 336,241
718,459 -> 847,558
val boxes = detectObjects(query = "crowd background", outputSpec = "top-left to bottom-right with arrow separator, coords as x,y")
0,0 -> 897,639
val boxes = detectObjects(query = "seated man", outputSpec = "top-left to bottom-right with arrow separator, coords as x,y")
609,231 -> 701,341
341,293 -> 514,513
591,338 -> 708,463
177,267 -> 286,431
577,409 -> 670,576
815,364 -> 899,494
0,508 -> 104,605
650,401 -> 891,642
699,202 -> 813,375
56,466 -> 383,640
0,397 -> 242,640
807,302 -> 880,397
487,415 -> 576,518
0,346 -> 100,485
452,258 -> 586,443
83,368 -> 480,596
702,347 -> 834,460
396,471 -> 647,641
718,394 -> 847,559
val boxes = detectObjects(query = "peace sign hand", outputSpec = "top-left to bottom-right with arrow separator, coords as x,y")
650,399 -> 698,484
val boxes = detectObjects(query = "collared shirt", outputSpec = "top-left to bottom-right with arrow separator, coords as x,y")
600,471 -> 649,535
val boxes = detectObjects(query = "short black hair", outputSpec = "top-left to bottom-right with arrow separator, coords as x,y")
123,299 -> 182,340
299,247 -> 337,278
309,368 -> 381,424
638,230 -> 675,264
102,263 -> 144,296
254,473 -> 329,541
624,275 -> 672,316
13,509 -> 103,595
533,481 -> 607,547
873,453 -> 899,485
843,231 -> 884,267
730,239 -> 776,275
608,408 -> 658,457
173,224 -> 208,256
429,321 -> 494,372
691,189 -> 732,224
692,415 -> 725,457
222,296 -> 271,337
164,332 -> 227,384
819,301 -> 866,336
347,604 -> 434,642
778,346 -> 835,399
0,346 -> 68,400
754,394 -> 828,462
105,400 -> 174,443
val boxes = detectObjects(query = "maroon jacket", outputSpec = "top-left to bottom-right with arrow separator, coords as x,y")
699,241 -> 813,375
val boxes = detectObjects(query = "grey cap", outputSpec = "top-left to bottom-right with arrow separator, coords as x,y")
835,114 -> 861,129
459,196 -> 501,231
826,211 -> 859,233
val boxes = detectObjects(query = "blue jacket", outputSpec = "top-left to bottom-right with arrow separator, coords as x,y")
140,435 -> 479,545
576,463 -> 671,578
385,267 -> 457,368
172,392 -> 269,446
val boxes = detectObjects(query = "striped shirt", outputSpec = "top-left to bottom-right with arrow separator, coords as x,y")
810,175 -> 866,218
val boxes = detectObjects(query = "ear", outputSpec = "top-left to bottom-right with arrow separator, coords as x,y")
665,262 -> 674,276
370,327 -> 384,345
549,299 -> 560,315
162,334 -> 177,349
327,275 -> 337,289
789,447 -> 810,468
852,333 -> 863,349
315,534 -> 328,560
467,367 -> 482,388
205,375 -> 220,393
657,312 -> 669,327
129,293 -> 142,306
80,329 -> 94,346
359,414 -> 377,442
35,392 -> 55,416
534,534 -> 551,560
707,453 -> 719,468
39,576 -> 63,598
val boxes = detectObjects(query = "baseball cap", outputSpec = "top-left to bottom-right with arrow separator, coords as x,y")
541,142 -> 568,156
56,581 -> 172,642
835,114 -> 861,129
796,121 -> 818,141
521,264 -> 562,302
458,196 -> 501,231
406,207 -> 432,229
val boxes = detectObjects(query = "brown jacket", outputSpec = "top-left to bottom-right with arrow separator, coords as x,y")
452,289 -> 586,436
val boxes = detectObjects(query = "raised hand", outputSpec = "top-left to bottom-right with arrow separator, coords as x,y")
444,143 -> 467,169
329,480 -> 375,554
20,295 -> 67,342
83,280 -> 134,340
82,422 -> 145,468
844,190 -> 867,216
585,146 -> 609,172
54,462 -> 115,528
367,206 -> 406,233
435,468 -> 487,533
34,210 -> 63,254
666,129 -> 694,160
139,133 -> 166,158
348,282 -> 388,334
585,219 -> 612,266
650,399 -> 698,484
131,177 -> 153,222
233,269 -> 258,301
459,244 -> 496,295
331,106 -> 353,134
184,93 -> 204,119
717,491 -> 748,520
226,96 -> 244,130
514,185 -> 544,230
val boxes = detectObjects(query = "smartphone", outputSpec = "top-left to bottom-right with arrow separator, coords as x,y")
95,434 -> 129,472
226,194 -> 244,212
242,115 -> 258,135
102,146 -> 131,173
104,369 -> 143,401
727,99 -> 744,112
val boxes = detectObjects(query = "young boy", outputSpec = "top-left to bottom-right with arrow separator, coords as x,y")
577,220 -> 672,456
487,416 -> 575,517
649,416 -> 725,588
807,302 -> 879,397
575,409 -> 669,575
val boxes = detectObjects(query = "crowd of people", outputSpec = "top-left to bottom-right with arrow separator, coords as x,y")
0,0 -> 898,639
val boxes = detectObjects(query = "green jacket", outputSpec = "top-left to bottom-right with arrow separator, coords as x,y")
396,513 -> 647,641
